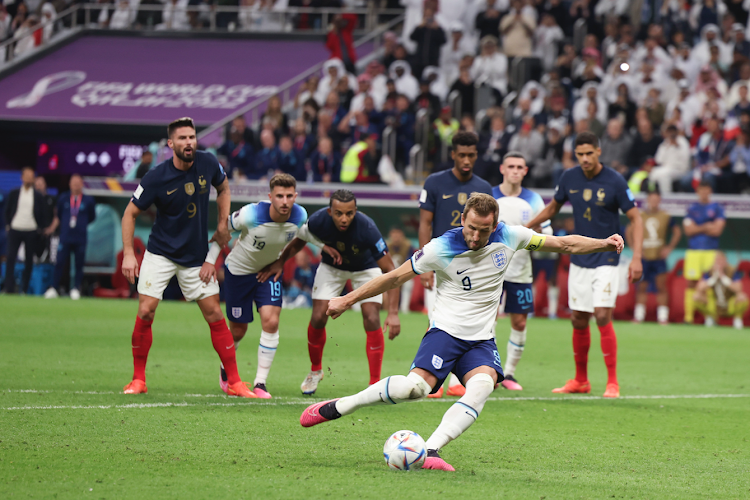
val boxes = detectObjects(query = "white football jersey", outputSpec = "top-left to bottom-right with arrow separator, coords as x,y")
225,202 -> 307,275
411,225 -> 546,341
492,186 -> 549,284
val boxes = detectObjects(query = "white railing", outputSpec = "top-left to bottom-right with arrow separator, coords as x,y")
0,4 -> 403,68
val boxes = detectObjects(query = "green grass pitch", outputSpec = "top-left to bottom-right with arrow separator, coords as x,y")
1,296 -> 749,499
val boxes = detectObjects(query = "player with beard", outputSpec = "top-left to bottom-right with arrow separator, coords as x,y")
121,117 -> 254,398
418,131 -> 492,398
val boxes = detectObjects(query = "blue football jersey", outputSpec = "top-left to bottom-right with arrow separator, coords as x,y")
553,165 -> 635,268
419,169 -> 493,239
304,208 -> 387,272
131,150 -> 226,267
685,202 -> 725,250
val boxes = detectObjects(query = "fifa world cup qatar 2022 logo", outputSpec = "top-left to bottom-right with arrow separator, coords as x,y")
6,71 -> 87,109
6,71 -> 278,110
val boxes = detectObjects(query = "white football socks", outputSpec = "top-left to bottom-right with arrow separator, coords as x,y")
504,328 -> 526,377
335,372 -> 431,416
425,373 -> 495,451
657,306 -> 669,323
634,303 -> 646,322
547,286 -> 559,317
254,331 -> 278,386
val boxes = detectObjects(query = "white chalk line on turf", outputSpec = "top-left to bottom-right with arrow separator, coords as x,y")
2,391 -> 748,411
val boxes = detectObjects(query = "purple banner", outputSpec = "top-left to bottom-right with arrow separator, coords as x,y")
37,141 -> 147,176
0,36 -> 330,125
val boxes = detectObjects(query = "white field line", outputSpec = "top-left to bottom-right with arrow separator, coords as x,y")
1,390 -> 748,411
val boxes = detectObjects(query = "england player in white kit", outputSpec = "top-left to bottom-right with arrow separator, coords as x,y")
299,193 -> 624,471
492,152 -> 550,391
209,174 -> 336,398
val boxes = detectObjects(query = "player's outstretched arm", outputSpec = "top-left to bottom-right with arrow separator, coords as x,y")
376,254 -> 401,340
526,199 -> 562,230
122,201 -> 143,285
418,208 -> 436,290
327,261 -> 416,319
539,233 -> 624,255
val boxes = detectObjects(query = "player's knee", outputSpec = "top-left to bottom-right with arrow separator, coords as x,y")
463,373 -> 495,414
511,316 -> 527,331
137,304 -> 157,322
593,310 -> 611,326
400,372 -> 430,400
262,318 -> 279,333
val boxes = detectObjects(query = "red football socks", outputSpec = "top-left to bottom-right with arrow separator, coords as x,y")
598,322 -> 618,385
365,328 -> 384,385
131,316 -> 153,382
573,326 -> 591,383
209,319 -> 240,385
308,324 -> 327,372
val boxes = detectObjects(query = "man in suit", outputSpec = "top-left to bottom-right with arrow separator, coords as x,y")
34,176 -> 57,262
44,174 -> 96,300
4,167 -> 47,294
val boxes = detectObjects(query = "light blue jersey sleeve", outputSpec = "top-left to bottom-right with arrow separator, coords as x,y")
289,204 -> 308,228
229,203 -> 258,232
410,230 -> 465,274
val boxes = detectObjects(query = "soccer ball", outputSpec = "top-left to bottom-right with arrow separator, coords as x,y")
383,430 -> 426,471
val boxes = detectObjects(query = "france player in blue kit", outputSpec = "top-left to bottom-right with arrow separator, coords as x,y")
259,190 -> 400,394
300,193 -> 624,471
120,117 -> 254,398
528,132 -> 643,398
418,131 -> 492,398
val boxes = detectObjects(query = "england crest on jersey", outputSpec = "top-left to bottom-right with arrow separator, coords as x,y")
286,231 -> 296,242
232,307 -> 242,318
492,250 -> 507,270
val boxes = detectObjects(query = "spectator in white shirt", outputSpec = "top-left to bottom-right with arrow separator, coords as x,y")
389,60 -> 420,101
160,0 -> 190,31
534,13 -> 564,71
651,124 -> 692,193
470,35 -> 509,96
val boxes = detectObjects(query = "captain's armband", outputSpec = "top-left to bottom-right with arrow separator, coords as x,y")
525,233 -> 546,251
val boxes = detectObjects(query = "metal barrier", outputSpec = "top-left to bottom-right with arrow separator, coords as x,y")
0,4 -> 79,66
415,108 -> 430,150
448,89 -> 461,120
573,18 -> 587,52
409,144 -> 424,184
382,125 -> 396,162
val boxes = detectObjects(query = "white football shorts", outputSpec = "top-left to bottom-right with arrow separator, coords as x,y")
137,250 -> 220,302
567,263 -> 620,313
312,262 -> 383,304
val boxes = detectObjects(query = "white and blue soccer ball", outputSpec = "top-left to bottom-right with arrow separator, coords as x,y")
383,430 -> 426,471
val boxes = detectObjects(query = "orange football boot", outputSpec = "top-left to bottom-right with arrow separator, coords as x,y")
427,387 -> 444,398
603,383 -> 620,398
123,379 -> 147,394
226,380 -> 258,398
552,379 -> 591,394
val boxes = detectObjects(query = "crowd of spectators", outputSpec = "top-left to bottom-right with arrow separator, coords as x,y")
207,0 -> 750,194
